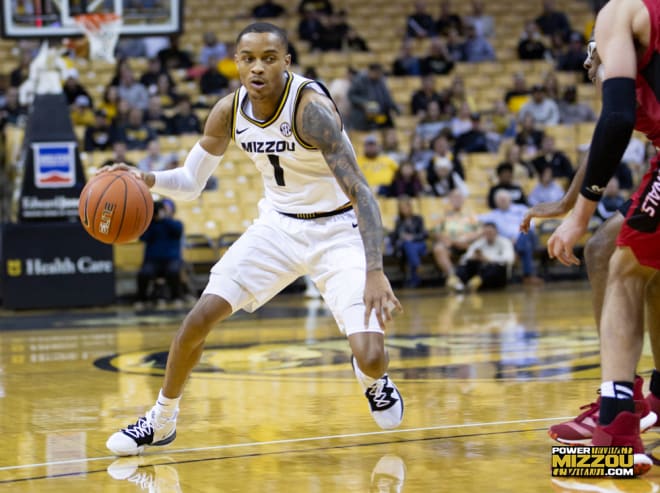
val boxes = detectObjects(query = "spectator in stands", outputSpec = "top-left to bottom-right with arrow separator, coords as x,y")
462,22 -> 496,62
62,69 -> 92,106
154,73 -> 180,109
595,177 -> 625,222
500,143 -> 535,182
118,64 -> 149,110
217,42 -> 240,81
84,109 -> 112,151
113,108 -> 156,150
0,87 -> 25,127
535,0 -> 572,41
298,0 -> 333,15
158,35 -> 194,70
138,139 -> 172,172
198,32 -> 227,68
101,140 -> 135,168
528,165 -> 565,206
199,56 -> 229,96
531,134 -> 574,180
415,100 -> 450,143
252,0 -> 286,18
112,98 -> 131,131
487,162 -> 527,209
480,190 -> 542,284
319,9 -> 349,51
70,95 -> 95,127
345,27 -> 370,52
435,0 -> 463,36
392,196 -> 429,288
389,161 -> 424,198
347,63 -> 399,131
542,71 -> 561,101
515,114 -> 545,157
298,9 -> 325,51
356,134 -> 399,195
382,128 -> 408,166
170,95 -> 202,135
449,101 -> 474,138
490,100 -> 518,139
517,84 -> 559,127
446,27 -> 466,61
465,0 -> 495,38
518,20 -> 548,60
557,32 -> 588,73
504,72 -> 530,113
392,39 -> 422,77
409,133 -> 435,172
411,75 -> 444,117
144,95 -> 172,135
420,37 -> 455,76
140,57 -> 173,94
406,1 -> 436,39
425,135 -> 468,197
9,50 -> 32,88
558,85 -> 596,124
456,222 -> 515,291
431,189 -> 481,291
328,66 -> 355,121
454,113 -> 490,153
447,76 -> 476,113
99,85 -> 119,121
135,200 -> 185,308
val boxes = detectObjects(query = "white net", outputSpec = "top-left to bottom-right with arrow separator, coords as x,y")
73,14 -> 122,63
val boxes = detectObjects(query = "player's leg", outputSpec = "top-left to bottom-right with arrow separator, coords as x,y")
107,218 -> 302,456
645,275 -> 660,416
592,247 -> 655,475
583,213 -> 622,330
549,214 -> 656,443
309,213 -> 403,429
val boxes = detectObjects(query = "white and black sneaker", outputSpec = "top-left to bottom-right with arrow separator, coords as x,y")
107,457 -> 182,492
106,407 -> 178,456
352,356 -> 404,429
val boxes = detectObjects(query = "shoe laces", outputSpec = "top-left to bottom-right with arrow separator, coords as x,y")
121,417 -> 154,440
575,395 -> 600,422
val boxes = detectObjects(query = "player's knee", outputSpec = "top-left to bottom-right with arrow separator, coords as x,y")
584,232 -> 612,273
354,346 -> 386,376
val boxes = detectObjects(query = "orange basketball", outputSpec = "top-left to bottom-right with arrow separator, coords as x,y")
78,169 -> 154,244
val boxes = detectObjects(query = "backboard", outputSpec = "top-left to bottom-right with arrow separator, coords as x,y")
1,0 -> 182,38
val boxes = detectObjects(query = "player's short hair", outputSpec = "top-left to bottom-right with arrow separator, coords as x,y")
236,22 -> 288,49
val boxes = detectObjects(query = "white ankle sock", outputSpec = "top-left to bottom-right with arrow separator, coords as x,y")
353,359 -> 379,389
155,389 -> 180,417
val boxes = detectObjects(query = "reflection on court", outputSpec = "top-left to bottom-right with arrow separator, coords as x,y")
1,281 -> 659,492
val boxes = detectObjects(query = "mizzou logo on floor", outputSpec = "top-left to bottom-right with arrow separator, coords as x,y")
94,332 -> 601,380
6,259 -> 21,277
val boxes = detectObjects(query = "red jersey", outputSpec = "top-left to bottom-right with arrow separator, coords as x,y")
618,0 -> 660,268
634,0 -> 660,147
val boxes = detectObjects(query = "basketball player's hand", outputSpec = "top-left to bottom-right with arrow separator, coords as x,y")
547,213 -> 586,266
520,200 -> 569,233
364,270 -> 403,330
97,163 -> 154,188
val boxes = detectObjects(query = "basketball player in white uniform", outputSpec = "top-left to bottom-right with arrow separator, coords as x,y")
106,22 -> 404,456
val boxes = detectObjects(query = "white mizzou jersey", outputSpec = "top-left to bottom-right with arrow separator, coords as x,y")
231,71 -> 350,214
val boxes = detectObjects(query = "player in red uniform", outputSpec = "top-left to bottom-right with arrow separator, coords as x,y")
548,0 -> 660,475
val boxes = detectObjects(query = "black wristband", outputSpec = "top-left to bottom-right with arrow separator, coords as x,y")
581,77 -> 636,201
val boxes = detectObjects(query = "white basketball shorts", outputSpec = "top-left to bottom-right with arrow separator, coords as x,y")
202,199 -> 383,335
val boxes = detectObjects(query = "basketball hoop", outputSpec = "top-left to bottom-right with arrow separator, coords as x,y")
73,13 -> 122,63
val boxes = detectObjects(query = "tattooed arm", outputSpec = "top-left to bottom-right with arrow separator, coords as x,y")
296,89 -> 402,328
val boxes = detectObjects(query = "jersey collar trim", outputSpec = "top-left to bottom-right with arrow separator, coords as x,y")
239,71 -> 294,129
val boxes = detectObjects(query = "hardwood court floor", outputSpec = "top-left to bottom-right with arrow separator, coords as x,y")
1,281 -> 659,492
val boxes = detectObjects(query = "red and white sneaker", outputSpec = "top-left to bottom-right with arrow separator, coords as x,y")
548,376 -> 657,444
591,411 -> 652,476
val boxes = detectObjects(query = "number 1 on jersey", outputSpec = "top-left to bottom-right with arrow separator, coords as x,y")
267,154 -> 286,186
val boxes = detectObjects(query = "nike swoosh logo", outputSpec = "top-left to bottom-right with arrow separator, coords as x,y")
236,128 -> 248,134
352,223 -> 358,228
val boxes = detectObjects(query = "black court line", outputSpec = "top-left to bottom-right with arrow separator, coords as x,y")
0,426 -> 549,484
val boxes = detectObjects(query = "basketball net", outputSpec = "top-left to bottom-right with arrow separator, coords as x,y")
73,13 -> 122,63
